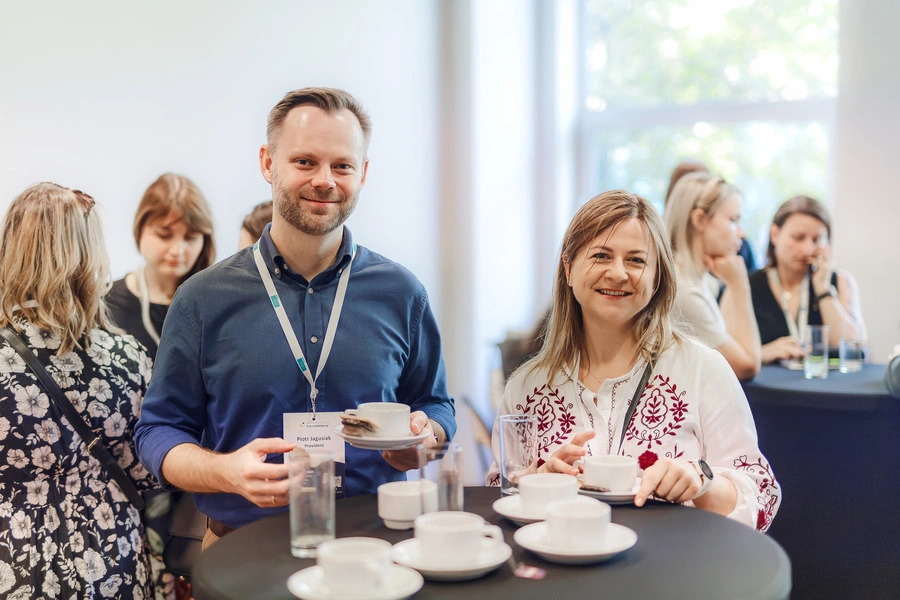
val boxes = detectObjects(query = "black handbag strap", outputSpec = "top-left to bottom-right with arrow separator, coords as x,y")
0,327 -> 144,509
616,356 -> 656,454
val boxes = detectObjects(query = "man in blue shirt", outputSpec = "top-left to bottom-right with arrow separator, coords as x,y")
134,88 -> 456,542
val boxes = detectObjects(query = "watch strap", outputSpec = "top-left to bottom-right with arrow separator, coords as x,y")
689,459 -> 713,499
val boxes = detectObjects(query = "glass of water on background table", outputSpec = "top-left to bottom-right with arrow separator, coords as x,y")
803,325 -> 830,379
417,442 -> 464,511
839,322 -> 864,373
288,449 -> 335,557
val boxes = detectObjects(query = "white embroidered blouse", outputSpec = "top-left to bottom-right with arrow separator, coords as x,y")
487,337 -> 781,532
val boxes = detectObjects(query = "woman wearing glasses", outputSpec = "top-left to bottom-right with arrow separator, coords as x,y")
0,183 -> 156,597
665,171 -> 762,381
105,173 -> 215,360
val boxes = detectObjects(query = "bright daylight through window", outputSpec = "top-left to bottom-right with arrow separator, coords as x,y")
580,0 -> 838,259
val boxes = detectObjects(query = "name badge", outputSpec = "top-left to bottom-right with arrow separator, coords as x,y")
283,412 -> 347,498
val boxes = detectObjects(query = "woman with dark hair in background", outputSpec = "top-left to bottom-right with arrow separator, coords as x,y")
0,183 -> 156,597
106,173 -> 215,359
750,195 -> 865,363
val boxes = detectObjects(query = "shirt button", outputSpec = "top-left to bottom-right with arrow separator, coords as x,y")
311,336 -> 318,343
308,288 -> 314,294
274,268 -> 281,275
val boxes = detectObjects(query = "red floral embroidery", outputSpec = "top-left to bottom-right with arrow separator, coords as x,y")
627,375 -> 688,449
638,451 -> 658,470
733,454 -> 780,532
517,384 -> 576,467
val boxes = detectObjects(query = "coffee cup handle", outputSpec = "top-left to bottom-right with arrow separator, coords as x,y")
481,524 -> 504,544
344,409 -> 358,416
573,458 -> 584,471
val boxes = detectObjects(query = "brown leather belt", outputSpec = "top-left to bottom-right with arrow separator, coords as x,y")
207,518 -> 235,538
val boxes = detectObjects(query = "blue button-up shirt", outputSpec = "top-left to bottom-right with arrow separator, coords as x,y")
134,226 -> 456,529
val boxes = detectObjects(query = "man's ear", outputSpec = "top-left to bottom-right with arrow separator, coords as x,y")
259,145 -> 274,184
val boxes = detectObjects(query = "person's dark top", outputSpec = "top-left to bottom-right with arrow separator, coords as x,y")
134,225 -> 457,529
750,268 -> 838,344
106,277 -> 168,360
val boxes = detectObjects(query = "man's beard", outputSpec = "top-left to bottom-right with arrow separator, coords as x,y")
272,172 -> 359,236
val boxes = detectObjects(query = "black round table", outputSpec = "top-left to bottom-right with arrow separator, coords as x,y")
743,364 -> 900,600
192,487 -> 790,600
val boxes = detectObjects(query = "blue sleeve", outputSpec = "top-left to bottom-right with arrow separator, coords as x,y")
398,288 -> 457,441
134,292 -> 207,486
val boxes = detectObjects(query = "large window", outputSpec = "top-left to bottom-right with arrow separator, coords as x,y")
580,0 -> 838,260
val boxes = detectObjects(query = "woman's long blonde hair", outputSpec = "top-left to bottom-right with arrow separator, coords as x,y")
524,190 -> 680,382
0,183 -> 117,354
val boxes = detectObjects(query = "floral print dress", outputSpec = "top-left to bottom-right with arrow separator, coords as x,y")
0,323 -> 156,599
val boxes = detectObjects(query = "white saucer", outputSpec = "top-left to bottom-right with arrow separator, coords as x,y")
391,537 -> 512,581
334,425 -> 431,450
491,495 -> 547,525
577,477 -> 642,505
513,521 -> 637,565
287,564 -> 424,600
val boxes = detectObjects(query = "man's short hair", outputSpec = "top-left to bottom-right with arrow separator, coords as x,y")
266,87 -> 372,154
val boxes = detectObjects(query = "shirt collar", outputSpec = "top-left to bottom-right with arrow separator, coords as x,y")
257,224 -> 355,282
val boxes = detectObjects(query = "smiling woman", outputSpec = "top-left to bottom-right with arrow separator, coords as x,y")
486,190 -> 780,533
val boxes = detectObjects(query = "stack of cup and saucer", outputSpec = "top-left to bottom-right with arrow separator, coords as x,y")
574,455 -> 642,504
335,403 -> 432,450
391,511 -> 513,581
286,537 -> 423,600
513,497 -> 638,565
492,472 -> 585,525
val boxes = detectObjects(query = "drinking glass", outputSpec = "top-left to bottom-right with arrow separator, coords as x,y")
287,449 -> 335,557
498,414 -> 539,496
803,325 -> 830,380
417,442 -> 464,512
839,322 -> 864,373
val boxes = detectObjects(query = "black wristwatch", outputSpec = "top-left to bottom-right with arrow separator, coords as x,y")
690,459 -> 714,498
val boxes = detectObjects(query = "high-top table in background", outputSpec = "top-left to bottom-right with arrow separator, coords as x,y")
192,487 -> 790,600
743,363 -> 900,600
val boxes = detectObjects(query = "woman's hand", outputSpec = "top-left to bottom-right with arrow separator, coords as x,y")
537,430 -> 595,476
761,336 -> 804,363
634,457 -> 701,506
704,254 -> 749,290
809,246 -> 834,296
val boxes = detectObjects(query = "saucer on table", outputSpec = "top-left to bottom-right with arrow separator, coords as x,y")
492,495 -> 548,525
391,537 -> 512,581
577,477 -> 642,505
334,425 -> 431,450
287,564 -> 424,600
513,521 -> 637,565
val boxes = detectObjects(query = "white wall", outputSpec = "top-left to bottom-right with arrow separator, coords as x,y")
0,0 -> 442,301
834,0 -> 900,360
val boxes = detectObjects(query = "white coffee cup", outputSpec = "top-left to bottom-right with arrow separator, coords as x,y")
317,537 -> 392,595
544,497 -> 611,549
344,402 -> 411,437
414,511 -> 504,566
575,455 -> 637,493
377,480 -> 438,530
517,473 -> 578,513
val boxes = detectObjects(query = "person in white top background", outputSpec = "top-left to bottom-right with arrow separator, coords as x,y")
665,171 -> 761,381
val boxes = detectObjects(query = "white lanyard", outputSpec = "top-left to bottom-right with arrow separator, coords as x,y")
767,268 -> 809,340
137,266 -> 161,346
253,241 -> 355,416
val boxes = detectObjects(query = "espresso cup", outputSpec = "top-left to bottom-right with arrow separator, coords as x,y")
344,402 -> 411,437
317,537 -> 392,595
414,511 -> 503,566
377,480 -> 438,530
517,472 -> 578,514
544,497 -> 611,549
575,455 -> 637,493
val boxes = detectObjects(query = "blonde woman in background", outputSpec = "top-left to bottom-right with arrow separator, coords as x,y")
0,183 -> 156,598
105,173 -> 215,360
665,172 -> 761,381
